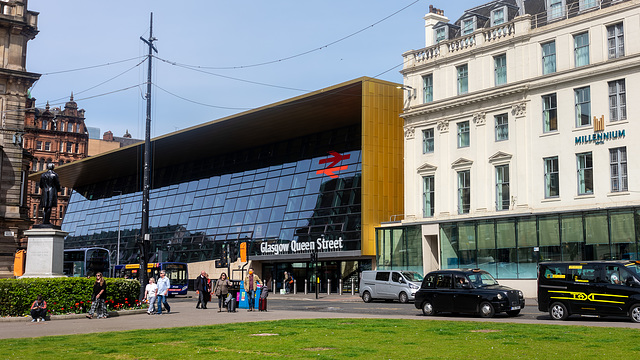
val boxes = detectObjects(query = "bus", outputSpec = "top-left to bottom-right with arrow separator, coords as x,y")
63,247 -> 111,277
114,262 -> 189,296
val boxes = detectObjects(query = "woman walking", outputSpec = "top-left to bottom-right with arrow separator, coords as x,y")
86,272 -> 107,319
144,277 -> 158,315
213,272 -> 231,312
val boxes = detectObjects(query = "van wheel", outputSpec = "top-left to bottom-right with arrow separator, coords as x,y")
629,304 -> 640,323
362,291 -> 372,303
479,302 -> 495,318
399,292 -> 409,304
549,302 -> 569,320
422,301 -> 435,316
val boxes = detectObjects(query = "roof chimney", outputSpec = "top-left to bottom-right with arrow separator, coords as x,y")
424,5 -> 449,47
103,130 -> 114,141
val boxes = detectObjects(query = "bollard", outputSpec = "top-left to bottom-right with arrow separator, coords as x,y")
351,278 -> 355,295
327,279 -> 331,295
283,279 -> 286,294
339,279 -> 343,295
272,279 -> 276,294
304,279 -> 308,294
293,279 -> 297,294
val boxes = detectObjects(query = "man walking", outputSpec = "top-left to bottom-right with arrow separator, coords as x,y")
156,270 -> 171,315
244,267 -> 261,312
195,270 -> 209,309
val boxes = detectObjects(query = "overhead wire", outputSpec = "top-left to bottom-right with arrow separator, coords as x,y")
156,0 -> 421,70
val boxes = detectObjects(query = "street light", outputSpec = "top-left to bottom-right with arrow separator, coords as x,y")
396,85 -> 416,99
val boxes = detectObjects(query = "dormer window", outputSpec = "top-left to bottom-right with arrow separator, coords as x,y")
435,27 -> 447,43
491,8 -> 505,26
579,0 -> 597,11
462,18 -> 474,35
547,0 -> 565,21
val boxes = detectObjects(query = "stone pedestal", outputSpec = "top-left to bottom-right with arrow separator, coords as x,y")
20,227 -> 68,278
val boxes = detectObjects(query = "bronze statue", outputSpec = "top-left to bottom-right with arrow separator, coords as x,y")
39,163 -> 61,225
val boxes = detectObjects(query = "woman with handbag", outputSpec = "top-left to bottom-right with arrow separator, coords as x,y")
213,273 -> 231,312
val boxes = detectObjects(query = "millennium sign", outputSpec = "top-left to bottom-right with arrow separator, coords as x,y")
575,116 -> 625,145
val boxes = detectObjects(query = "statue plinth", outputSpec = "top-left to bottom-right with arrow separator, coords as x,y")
20,227 -> 68,278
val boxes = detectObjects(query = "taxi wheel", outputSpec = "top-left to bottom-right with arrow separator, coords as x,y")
422,300 -> 435,316
479,301 -> 495,318
549,302 -> 569,320
399,292 -> 409,304
362,291 -> 372,303
629,304 -> 640,323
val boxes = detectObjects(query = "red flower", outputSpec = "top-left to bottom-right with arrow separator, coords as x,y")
75,303 -> 79,306
61,308 -> 64,310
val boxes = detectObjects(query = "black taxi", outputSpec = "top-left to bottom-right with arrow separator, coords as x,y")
414,269 -> 525,318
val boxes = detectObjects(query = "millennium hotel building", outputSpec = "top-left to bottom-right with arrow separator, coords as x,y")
384,0 -> 640,295
44,78 -> 404,292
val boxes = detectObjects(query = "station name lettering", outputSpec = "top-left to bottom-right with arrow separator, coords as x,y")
260,238 -> 344,255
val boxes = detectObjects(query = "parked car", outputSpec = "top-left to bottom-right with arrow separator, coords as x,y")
538,261 -> 640,323
414,269 -> 525,318
359,270 -> 423,303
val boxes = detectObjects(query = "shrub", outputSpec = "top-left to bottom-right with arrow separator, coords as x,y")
0,277 -> 141,317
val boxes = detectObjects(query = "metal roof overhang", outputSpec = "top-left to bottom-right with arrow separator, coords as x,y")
31,77 -> 381,188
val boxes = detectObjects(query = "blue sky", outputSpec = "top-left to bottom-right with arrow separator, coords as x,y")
26,1 -> 473,139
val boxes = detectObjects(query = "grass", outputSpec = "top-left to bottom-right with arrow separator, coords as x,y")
4,318 -> 640,359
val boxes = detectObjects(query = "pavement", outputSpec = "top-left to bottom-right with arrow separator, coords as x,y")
0,292 -> 365,339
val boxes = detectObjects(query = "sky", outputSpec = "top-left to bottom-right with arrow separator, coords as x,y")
26,0 -> 473,140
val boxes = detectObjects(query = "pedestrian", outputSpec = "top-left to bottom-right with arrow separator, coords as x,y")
144,277 -> 158,315
156,270 -> 171,315
30,295 -> 47,322
287,272 -> 294,294
195,270 -> 209,309
86,272 -> 107,319
213,272 -> 231,312
259,283 -> 269,312
243,267 -> 261,312
283,271 -> 290,294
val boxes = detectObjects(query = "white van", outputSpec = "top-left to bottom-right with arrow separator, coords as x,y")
359,270 -> 423,303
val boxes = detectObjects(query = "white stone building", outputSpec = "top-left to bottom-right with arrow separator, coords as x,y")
377,0 -> 640,296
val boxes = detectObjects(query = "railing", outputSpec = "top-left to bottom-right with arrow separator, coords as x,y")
483,22 -> 516,43
530,0 -> 629,29
448,34 -> 476,54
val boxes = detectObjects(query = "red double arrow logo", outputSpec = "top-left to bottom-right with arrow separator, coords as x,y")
316,151 -> 350,179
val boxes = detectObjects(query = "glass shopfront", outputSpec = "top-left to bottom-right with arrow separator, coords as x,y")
440,208 -> 639,279
62,125 -> 363,267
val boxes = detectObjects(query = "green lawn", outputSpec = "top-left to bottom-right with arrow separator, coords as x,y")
5,319 -> 640,359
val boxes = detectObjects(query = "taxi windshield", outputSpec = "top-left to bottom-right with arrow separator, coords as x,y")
402,271 -> 424,282
468,272 -> 499,287
624,262 -> 640,277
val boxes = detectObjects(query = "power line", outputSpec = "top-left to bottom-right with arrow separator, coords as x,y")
153,84 -> 252,111
155,0 -> 421,70
36,56 -> 146,76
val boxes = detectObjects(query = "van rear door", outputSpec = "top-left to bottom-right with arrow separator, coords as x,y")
375,271 -> 391,298
601,264 -> 637,315
566,263 -> 606,315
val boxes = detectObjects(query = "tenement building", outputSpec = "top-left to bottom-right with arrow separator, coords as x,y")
23,95 -> 89,227
382,0 -> 640,295
0,1 -> 39,277
44,78 -> 404,292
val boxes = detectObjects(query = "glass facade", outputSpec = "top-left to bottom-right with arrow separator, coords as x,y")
62,125 -> 363,266
375,226 -> 423,274
440,208 -> 640,279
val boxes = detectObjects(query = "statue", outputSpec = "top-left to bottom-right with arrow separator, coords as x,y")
39,163 -> 61,226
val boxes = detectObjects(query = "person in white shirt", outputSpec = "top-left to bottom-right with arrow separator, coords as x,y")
156,270 -> 171,315
144,277 -> 158,315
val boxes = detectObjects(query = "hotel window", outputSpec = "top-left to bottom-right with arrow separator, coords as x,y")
542,93 -> 557,132
610,147 -> 627,192
75,143 -> 79,153
575,87 -> 591,127
423,176 -> 435,217
457,121 -> 470,148
457,64 -> 468,95
494,54 -> 507,86
544,156 -> 559,198
435,27 -> 446,43
577,152 -> 593,195
609,79 -> 626,122
423,74 -> 433,103
574,32 -> 589,67
457,170 -> 470,214
547,0 -> 564,20
423,128 -> 434,154
579,0 -> 597,11
462,19 -> 474,35
491,8 -> 505,26
495,114 -> 508,141
607,23 -> 624,59
41,119 -> 48,130
495,165 -> 509,211
44,142 -> 51,151
66,142 -> 72,153
36,141 -> 42,150
542,41 -> 556,75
